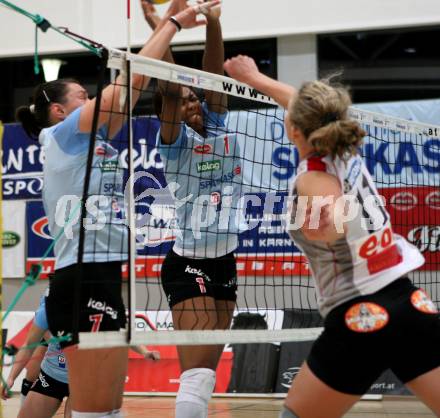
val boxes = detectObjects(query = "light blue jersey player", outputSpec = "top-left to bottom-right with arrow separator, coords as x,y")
150,7 -> 241,416
157,101 -> 242,258
1,292 -> 70,417
14,3 -> 215,414
39,107 -> 127,270
34,295 -> 69,386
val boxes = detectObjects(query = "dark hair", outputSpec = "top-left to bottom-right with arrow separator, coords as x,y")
288,78 -> 366,160
153,85 -> 201,118
15,78 -> 79,139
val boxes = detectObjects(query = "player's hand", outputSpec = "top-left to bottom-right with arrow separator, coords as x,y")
224,55 -> 260,84
140,0 -> 158,19
1,377 -> 14,400
145,350 -> 161,361
167,0 -> 188,15
173,0 -> 221,29
200,0 -> 221,20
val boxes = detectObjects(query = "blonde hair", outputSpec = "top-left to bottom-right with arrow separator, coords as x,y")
287,78 -> 365,160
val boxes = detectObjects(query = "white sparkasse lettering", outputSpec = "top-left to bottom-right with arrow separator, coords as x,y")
87,298 -> 118,320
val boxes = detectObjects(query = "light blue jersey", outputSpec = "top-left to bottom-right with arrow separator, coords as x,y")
39,107 -> 128,269
157,103 -> 243,258
34,296 -> 68,384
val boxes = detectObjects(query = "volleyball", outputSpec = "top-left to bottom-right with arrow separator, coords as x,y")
146,0 -> 171,4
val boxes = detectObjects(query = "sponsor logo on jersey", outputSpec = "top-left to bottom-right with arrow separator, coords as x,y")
95,142 -> 118,159
345,302 -> 389,332
344,158 -> 361,192
210,192 -> 221,205
426,191 -> 440,210
193,144 -> 213,155
199,166 -> 241,190
95,145 -> 111,157
280,367 -> 301,389
390,191 -> 417,211
222,275 -> 237,288
410,289 -> 438,314
38,372 -> 50,388
2,231 -> 20,248
99,160 -> 118,173
197,160 -> 221,173
58,354 -> 66,368
184,265 -> 211,281
111,197 -> 124,220
87,298 -> 119,320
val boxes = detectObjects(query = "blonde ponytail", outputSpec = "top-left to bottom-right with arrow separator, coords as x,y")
288,78 -> 366,160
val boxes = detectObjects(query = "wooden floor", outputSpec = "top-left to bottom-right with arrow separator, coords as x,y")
1,395 -> 437,418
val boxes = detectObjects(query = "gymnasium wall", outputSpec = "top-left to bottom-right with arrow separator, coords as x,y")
0,0 -> 439,57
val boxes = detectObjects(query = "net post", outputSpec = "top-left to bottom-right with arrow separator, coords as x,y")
125,55 -> 137,346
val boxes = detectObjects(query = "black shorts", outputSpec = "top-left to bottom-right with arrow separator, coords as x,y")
45,262 -> 126,348
29,370 -> 69,401
307,278 -> 440,395
161,250 -> 238,308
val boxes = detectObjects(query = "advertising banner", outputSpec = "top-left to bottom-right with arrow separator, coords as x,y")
4,100 -> 439,278
2,200 -> 26,278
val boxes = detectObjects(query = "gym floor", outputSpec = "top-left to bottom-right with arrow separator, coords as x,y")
1,395 -> 437,417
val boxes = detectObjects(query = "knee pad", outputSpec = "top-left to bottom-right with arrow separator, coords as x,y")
20,378 -> 33,397
176,368 -> 216,407
279,406 -> 300,418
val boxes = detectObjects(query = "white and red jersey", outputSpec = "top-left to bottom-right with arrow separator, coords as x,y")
287,153 -> 425,317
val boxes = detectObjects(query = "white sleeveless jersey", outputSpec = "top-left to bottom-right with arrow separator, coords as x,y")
287,153 -> 425,317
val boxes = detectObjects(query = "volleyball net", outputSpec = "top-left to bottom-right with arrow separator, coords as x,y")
71,47 -> 440,349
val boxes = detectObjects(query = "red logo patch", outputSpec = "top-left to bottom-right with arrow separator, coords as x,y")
345,302 -> 389,333
193,144 -> 213,155
411,289 -> 438,314
210,192 -> 221,205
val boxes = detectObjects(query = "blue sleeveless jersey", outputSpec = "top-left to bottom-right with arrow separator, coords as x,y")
39,107 -> 128,269
34,295 -> 68,384
156,103 -> 243,258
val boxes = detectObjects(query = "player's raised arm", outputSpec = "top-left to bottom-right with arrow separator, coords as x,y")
202,1 -> 227,113
224,55 -> 296,109
79,0 -> 221,137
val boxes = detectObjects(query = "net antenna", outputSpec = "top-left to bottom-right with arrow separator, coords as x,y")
79,48 -> 440,350
125,0 -> 138,344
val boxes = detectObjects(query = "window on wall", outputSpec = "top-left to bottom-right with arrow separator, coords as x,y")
318,26 -> 440,104
0,38 -> 277,123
